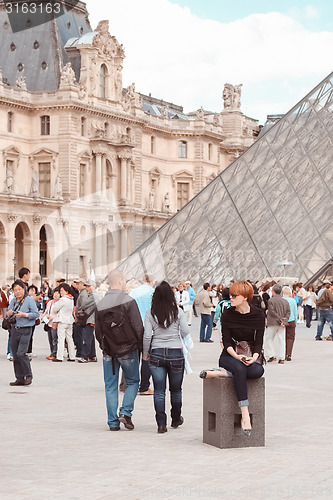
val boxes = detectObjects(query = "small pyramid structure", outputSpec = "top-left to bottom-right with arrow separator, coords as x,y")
120,72 -> 333,286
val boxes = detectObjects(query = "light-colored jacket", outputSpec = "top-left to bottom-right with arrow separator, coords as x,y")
196,289 -> 213,315
53,295 -> 74,324
175,290 -> 190,312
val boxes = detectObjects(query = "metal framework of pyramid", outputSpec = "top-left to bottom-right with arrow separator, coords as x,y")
120,72 -> 333,287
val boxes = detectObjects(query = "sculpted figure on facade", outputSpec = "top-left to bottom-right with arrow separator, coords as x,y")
60,62 -> 76,86
4,162 -> 14,193
161,105 -> 169,119
91,121 -> 106,138
196,107 -> 205,120
122,82 -> 141,113
55,174 -> 63,199
222,83 -> 243,110
30,169 -> 39,196
16,76 -> 27,90
163,192 -> 170,212
148,188 -> 155,210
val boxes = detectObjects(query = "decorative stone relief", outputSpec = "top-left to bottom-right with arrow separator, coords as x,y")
33,214 -> 42,224
196,107 -> 204,120
29,169 -> 40,196
16,76 -> 27,90
222,83 -> 243,110
93,20 -> 125,59
59,62 -> 76,89
7,213 -> 17,222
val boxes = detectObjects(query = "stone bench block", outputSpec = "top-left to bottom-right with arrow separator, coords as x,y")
203,376 -> 265,449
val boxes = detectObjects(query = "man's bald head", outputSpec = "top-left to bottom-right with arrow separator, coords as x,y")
108,269 -> 126,290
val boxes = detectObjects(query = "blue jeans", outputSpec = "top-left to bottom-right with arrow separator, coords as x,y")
200,314 -> 213,342
82,324 -> 96,360
103,350 -> 140,429
7,333 -> 12,357
316,309 -> 333,339
47,328 -> 58,357
149,348 -> 185,427
139,359 -> 152,392
219,353 -> 264,406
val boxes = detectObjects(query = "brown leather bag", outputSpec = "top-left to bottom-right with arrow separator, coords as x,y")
235,341 -> 265,365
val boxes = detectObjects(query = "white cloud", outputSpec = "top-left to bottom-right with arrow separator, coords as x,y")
85,0 -> 333,122
304,5 -> 320,19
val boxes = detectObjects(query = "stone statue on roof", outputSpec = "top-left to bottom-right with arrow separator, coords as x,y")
60,62 -> 76,86
222,83 -> 243,110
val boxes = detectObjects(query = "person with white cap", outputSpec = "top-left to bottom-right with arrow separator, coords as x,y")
75,279 -> 100,362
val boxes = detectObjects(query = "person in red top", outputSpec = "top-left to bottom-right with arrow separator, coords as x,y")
0,285 -> 9,317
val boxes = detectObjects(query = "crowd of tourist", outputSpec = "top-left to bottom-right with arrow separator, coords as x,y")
1,266 -> 333,435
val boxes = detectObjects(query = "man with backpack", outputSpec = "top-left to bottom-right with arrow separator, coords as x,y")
95,269 -> 143,431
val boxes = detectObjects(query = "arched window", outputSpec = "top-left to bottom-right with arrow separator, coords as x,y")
100,64 -> 107,98
178,140 -> 187,158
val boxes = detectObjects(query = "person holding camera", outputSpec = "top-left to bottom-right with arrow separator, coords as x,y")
6,279 -> 39,386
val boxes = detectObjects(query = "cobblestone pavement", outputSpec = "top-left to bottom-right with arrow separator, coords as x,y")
0,317 -> 332,500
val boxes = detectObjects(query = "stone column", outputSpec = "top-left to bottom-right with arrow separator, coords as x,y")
119,155 -> 128,203
95,153 -> 102,195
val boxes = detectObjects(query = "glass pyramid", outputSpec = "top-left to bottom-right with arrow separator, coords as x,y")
120,72 -> 333,287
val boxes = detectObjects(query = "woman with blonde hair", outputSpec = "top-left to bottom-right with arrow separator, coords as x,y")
282,286 -> 298,361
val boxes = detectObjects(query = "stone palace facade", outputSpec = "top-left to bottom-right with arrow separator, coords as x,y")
0,1 -> 259,283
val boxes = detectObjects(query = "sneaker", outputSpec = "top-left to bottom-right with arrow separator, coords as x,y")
204,339 -> 214,343
315,337 -> 323,341
171,416 -> 184,428
119,414 -> 134,430
7,354 -> 13,361
46,355 -> 55,360
139,388 -> 154,395
78,358 -> 89,363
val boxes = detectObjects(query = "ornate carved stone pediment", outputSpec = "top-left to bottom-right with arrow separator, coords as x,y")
93,20 -> 125,59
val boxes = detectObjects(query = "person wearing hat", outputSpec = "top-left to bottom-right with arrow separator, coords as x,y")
75,279 -> 100,362
185,281 -> 196,326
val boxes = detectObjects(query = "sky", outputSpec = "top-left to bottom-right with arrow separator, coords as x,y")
85,0 -> 333,123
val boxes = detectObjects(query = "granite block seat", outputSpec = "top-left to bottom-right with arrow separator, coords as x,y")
203,375 -> 265,448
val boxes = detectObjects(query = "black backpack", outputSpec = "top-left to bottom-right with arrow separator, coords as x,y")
101,307 -> 139,359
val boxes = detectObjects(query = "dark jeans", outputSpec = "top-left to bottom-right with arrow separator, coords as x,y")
139,359 -> 152,392
149,348 -> 185,427
47,327 -> 58,357
73,323 -> 83,358
219,353 -> 264,406
82,324 -> 96,360
200,314 -> 213,342
11,326 -> 33,382
27,325 -> 35,354
304,305 -> 313,328
316,309 -> 333,339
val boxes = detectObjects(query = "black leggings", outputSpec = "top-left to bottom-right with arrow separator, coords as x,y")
219,353 -> 264,405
